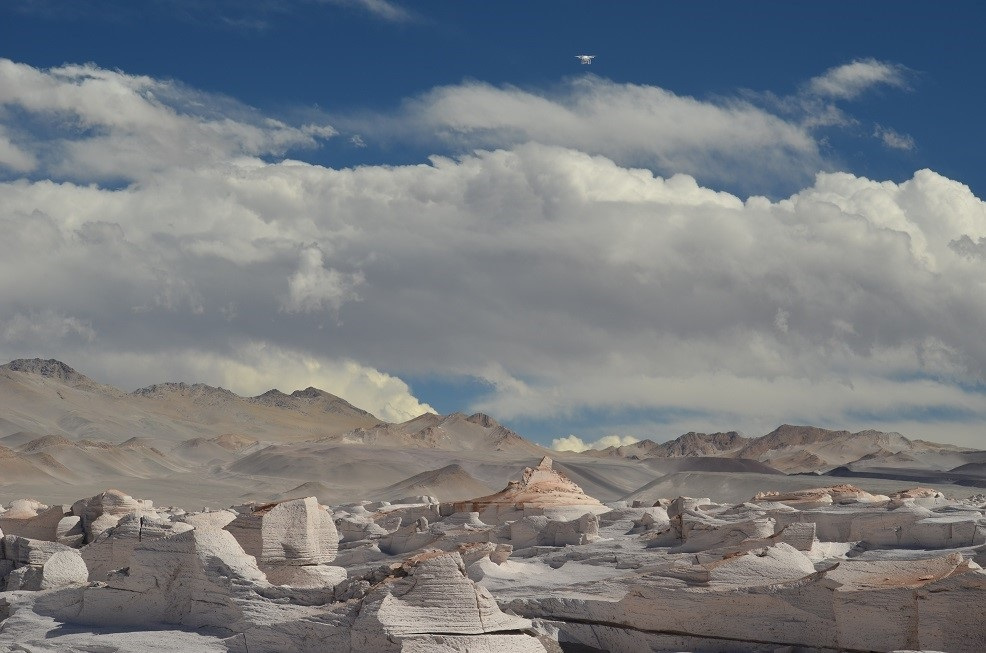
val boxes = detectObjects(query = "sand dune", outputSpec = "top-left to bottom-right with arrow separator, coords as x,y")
170,433 -> 263,465
369,464 -> 495,502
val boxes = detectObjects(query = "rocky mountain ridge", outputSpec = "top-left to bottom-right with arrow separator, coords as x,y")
593,423 -> 978,474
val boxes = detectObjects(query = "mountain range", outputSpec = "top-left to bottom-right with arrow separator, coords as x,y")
1,358 -> 984,507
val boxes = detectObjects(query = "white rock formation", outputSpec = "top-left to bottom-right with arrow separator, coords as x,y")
225,497 -> 338,566
82,513 -> 194,581
2,535 -> 88,590
2,481 -> 986,652
351,551 -> 546,652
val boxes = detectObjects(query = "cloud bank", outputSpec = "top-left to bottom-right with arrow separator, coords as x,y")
2,59 -> 985,445
338,75 -> 823,194
552,434 -> 640,453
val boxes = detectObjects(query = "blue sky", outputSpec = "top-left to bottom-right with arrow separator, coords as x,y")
2,1 -> 986,449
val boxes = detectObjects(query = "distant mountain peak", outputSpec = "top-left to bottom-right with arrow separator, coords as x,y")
289,386 -> 373,417
131,382 -> 237,401
466,412 -> 500,428
1,358 -> 93,385
291,386 -> 326,399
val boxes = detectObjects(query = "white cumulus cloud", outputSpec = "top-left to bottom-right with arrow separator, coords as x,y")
283,246 -> 364,314
339,76 -> 822,193
2,59 -> 986,447
0,58 -> 333,182
552,434 -> 640,453
808,59 -> 908,99
874,124 -> 916,150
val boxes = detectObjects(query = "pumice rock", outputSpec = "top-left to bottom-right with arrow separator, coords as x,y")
73,489 -> 153,543
1,535 -> 88,591
0,501 -> 70,542
224,496 -> 339,566
752,484 -> 885,507
509,513 -> 599,549
82,512 -> 194,581
58,526 -> 268,630
351,551 -> 547,652
453,456 -> 607,524
3,480 -> 986,652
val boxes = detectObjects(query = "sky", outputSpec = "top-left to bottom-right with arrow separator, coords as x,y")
1,1 -> 986,450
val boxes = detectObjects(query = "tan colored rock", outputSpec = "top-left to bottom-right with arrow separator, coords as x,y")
753,484 -> 884,507
889,487 -> 945,500
453,457 -> 606,523
0,502 -> 69,541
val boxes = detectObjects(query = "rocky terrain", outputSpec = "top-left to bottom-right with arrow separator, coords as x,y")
3,358 -> 986,650
2,458 -> 985,651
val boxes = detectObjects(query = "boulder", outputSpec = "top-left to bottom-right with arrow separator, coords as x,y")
61,527 -> 267,630
510,513 -> 599,549
1,535 -> 87,591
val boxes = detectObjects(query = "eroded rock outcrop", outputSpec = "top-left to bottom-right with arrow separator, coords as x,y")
453,457 -> 606,524
1,535 -> 88,591
56,527 -> 267,630
225,496 -> 344,588
351,551 -> 547,652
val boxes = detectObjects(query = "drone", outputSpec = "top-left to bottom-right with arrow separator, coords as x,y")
575,55 -> 595,65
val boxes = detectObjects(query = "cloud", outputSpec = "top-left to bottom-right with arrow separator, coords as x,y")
338,76 -> 822,193
321,0 -> 412,22
551,434 -> 640,453
874,124 -> 916,150
1,310 -> 96,346
282,245 -> 364,314
950,235 -> 986,260
0,58 -> 333,182
3,59 -> 986,447
808,59 -> 908,99
0,126 -> 37,172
